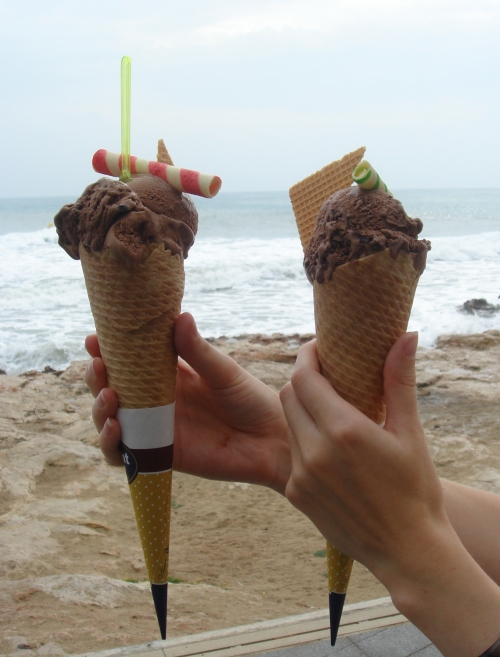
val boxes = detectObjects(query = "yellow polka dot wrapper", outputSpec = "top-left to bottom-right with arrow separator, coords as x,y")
118,403 -> 176,640
327,543 -> 353,595
129,471 -> 172,585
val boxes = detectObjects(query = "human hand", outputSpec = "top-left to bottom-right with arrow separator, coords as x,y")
85,312 -> 290,494
280,333 -> 450,583
280,334 -> 500,657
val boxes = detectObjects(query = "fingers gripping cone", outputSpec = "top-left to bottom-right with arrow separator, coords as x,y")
290,152 -> 421,645
80,146 -> 183,640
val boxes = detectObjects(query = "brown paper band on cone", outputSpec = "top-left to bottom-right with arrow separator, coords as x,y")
119,404 -> 175,482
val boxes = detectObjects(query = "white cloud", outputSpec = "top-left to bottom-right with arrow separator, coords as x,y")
0,0 -> 499,195
142,0 -> 500,50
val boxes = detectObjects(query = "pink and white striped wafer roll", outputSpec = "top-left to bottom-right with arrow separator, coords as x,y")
92,149 -> 222,199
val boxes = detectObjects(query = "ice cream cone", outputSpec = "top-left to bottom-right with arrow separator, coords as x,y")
289,147 -> 365,252
290,152 -> 426,644
314,247 -> 420,642
80,243 -> 184,639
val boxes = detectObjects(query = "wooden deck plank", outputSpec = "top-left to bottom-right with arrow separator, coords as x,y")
161,602 -> 402,657
72,597 -> 406,657
164,615 -> 407,657
161,599 -> 394,647
161,603 -> 401,657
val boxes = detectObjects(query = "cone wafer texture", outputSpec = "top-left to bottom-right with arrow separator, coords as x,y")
290,147 -> 365,252
80,244 -> 184,408
314,248 -> 420,424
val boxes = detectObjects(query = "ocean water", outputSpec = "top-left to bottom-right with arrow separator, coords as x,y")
0,190 -> 499,374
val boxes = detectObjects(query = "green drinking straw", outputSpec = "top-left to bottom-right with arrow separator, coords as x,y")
120,56 -> 132,183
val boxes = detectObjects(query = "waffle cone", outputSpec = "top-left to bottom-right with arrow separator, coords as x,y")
80,244 -> 184,408
317,249 -> 421,608
80,243 -> 184,636
289,147 -> 366,252
314,249 -> 420,424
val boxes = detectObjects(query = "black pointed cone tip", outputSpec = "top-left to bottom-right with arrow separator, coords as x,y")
329,591 -> 346,646
151,583 -> 168,640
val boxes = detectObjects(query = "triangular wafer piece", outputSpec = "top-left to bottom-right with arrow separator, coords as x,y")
289,147 -> 365,252
157,139 -> 174,165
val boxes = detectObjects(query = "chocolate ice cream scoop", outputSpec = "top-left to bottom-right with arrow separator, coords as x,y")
304,186 -> 430,284
54,175 -> 198,268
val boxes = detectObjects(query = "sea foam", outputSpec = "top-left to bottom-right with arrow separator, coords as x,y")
0,224 -> 499,374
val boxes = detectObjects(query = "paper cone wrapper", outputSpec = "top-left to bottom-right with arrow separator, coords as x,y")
80,243 -> 184,636
289,147 -> 366,253
314,248 -> 421,600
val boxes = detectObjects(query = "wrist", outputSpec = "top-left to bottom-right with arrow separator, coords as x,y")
376,518 -> 459,613
375,521 -> 500,657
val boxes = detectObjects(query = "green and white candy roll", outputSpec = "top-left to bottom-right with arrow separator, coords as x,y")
352,160 -> 392,196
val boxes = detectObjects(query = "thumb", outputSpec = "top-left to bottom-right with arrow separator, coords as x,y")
174,312 -> 198,357
174,312 -> 245,388
383,331 -> 420,433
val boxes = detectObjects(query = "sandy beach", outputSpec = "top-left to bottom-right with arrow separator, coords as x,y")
1,330 -> 499,656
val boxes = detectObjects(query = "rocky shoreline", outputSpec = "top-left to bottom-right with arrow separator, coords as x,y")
1,330 -> 499,656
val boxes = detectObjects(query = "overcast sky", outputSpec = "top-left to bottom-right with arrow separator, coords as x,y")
1,0 -> 499,197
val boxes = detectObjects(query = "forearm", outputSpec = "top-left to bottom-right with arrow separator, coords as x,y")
442,479 -> 500,585
379,522 -> 500,657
